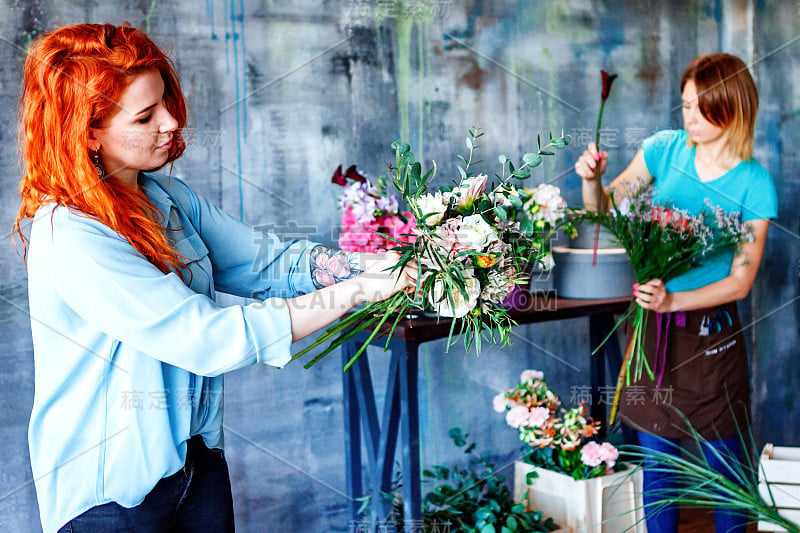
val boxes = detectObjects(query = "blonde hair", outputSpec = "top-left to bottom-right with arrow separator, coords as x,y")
681,53 -> 758,160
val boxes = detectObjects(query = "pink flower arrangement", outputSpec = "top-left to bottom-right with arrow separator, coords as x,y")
495,369 -> 619,480
332,164 -> 416,253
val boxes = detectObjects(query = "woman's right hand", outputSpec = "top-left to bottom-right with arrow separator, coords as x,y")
574,142 -> 608,181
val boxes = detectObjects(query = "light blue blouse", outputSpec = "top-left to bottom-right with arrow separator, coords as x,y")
26,173 -> 319,532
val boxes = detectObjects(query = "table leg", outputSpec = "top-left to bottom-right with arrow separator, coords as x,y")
343,342 -> 363,522
370,353 -> 400,530
397,340 -> 421,532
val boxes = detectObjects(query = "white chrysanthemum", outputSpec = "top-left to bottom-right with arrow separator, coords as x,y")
416,192 -> 448,226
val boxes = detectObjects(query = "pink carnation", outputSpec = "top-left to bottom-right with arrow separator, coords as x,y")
580,441 -> 603,468
505,406 -> 531,429
528,406 -> 550,428
492,393 -> 508,413
599,442 -> 618,468
520,369 -> 544,383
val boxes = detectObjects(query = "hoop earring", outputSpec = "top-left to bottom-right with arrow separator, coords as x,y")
90,150 -> 105,179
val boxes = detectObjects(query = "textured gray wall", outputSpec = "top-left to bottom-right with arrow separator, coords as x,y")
1,1 -> 798,531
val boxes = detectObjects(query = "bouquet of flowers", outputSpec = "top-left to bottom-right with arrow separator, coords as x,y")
291,130 -> 571,371
331,164 -> 417,252
494,369 -> 619,480
577,189 -> 754,423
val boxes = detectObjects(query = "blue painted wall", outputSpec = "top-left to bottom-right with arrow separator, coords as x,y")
1,1 -> 798,531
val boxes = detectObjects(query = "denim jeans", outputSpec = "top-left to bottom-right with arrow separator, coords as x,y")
637,431 -> 748,533
58,435 -> 235,532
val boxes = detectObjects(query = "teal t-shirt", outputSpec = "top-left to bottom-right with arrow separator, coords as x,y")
641,129 -> 778,293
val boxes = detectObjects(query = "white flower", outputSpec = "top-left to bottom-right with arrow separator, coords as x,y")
416,192 -> 448,226
527,184 -> 567,225
428,273 -> 480,318
539,252 -> 555,271
375,195 -> 399,213
351,197 -> 377,223
610,197 -> 632,217
455,214 -> 500,252
520,369 -> 544,382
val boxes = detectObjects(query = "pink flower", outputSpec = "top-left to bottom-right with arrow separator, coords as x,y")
313,269 -> 336,286
505,406 -> 531,429
528,406 -> 550,428
580,441 -> 603,468
312,253 -> 352,285
454,174 -> 488,208
342,207 -> 359,227
318,253 -> 350,278
339,231 -> 370,249
493,393 -> 508,413
599,442 -> 619,468
520,370 -> 544,383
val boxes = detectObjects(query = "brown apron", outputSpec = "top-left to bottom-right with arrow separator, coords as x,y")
618,301 -> 750,440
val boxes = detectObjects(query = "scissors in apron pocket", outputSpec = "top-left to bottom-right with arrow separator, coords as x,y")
698,309 -> 733,336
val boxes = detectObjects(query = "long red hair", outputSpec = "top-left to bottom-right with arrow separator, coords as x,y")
14,22 -> 187,274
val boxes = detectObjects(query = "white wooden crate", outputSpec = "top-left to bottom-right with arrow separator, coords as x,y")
758,444 -> 800,532
513,461 -> 646,533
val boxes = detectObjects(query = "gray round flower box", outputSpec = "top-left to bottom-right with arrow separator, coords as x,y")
552,246 -> 635,299
569,220 -> 620,249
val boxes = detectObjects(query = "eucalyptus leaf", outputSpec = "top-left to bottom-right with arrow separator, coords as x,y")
526,154 -> 543,168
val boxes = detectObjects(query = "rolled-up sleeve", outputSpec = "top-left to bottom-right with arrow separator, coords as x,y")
49,207 -> 295,374
172,178 -> 320,299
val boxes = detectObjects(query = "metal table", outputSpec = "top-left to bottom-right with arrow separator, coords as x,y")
341,293 -> 631,531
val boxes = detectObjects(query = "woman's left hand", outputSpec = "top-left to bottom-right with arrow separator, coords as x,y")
633,279 -> 673,313
357,251 -> 418,303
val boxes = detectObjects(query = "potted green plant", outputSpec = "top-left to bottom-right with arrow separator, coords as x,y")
362,427 -> 566,533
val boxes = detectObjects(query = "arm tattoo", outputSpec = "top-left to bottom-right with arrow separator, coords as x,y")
608,174 -> 650,204
309,246 -> 365,289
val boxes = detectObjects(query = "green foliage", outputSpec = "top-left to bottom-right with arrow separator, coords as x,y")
375,428 -> 562,533
622,411 -> 800,533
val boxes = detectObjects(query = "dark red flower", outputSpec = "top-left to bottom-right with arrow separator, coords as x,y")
345,164 -> 367,183
601,70 -> 618,102
331,164 -> 346,186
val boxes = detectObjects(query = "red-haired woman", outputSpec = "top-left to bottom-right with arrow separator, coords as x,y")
14,23 -> 415,532
575,54 -> 778,532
